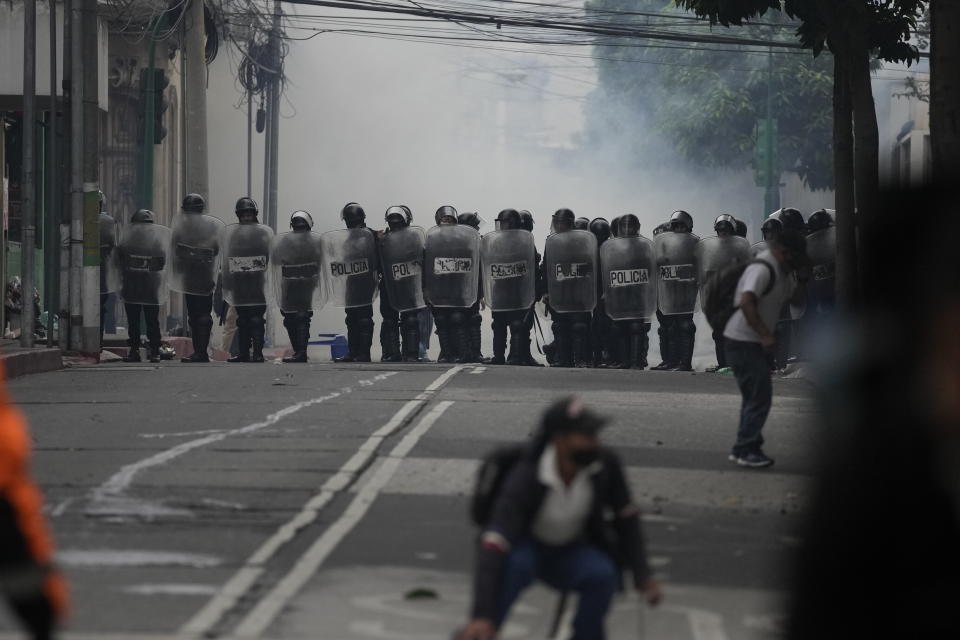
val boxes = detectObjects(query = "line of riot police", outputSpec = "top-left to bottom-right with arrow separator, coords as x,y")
99,193 -> 836,368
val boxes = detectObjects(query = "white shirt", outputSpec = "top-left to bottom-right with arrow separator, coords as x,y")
723,250 -> 795,343
530,444 -> 594,546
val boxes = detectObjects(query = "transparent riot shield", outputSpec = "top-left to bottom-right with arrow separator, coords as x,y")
117,223 -> 172,305
221,223 -> 274,307
424,225 -> 480,308
270,231 -> 325,313
100,213 -> 120,293
481,229 -> 537,312
601,236 -> 657,321
544,230 -> 597,313
320,228 -> 379,308
654,231 -> 700,315
379,226 -> 426,313
696,235 -> 752,299
169,213 -> 225,295
751,240 -> 769,258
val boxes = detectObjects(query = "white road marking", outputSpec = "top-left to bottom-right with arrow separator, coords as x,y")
87,372 -> 397,516
122,584 -> 219,596
233,400 -> 456,637
470,366 -> 486,374
139,429 -> 227,439
180,367 -> 464,637
48,497 -> 74,517
662,605 -> 730,640
57,550 -> 221,568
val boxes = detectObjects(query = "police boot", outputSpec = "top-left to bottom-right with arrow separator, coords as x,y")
355,317 -> 374,362
640,326 -> 650,369
401,315 -> 421,362
182,316 -> 212,363
228,316 -> 251,363
507,332 -> 526,366
435,315 -> 454,364
249,315 -> 266,363
572,323 -> 591,368
148,340 -> 162,364
552,322 -> 573,368
487,319 -> 507,365
519,332 -> 543,367
628,327 -> 645,370
283,314 -> 310,363
453,314 -> 474,364
651,321 -> 675,370
380,318 -> 402,363
334,327 -> 359,362
470,314 -> 484,362
671,320 -> 695,372
122,341 -> 142,362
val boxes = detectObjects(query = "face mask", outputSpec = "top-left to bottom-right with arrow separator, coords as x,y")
570,448 -> 600,468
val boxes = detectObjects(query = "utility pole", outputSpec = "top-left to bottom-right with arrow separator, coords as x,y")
68,0 -> 82,351
21,0 -> 37,348
46,0 -> 59,346
80,0 -> 100,354
764,45 -> 780,219
184,0 -> 209,198
267,0 -> 281,231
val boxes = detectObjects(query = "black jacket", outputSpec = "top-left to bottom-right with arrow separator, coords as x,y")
471,446 -> 651,621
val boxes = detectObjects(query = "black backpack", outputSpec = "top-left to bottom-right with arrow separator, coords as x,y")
702,259 -> 776,332
470,443 -> 526,527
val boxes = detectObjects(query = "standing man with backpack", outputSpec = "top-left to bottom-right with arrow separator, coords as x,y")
459,397 -> 662,640
720,230 -> 809,468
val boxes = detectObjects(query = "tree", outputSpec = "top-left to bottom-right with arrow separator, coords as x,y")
584,0 -> 834,190
676,0 -> 925,309
930,0 -> 960,181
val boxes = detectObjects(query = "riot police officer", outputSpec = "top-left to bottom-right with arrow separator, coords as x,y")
99,207 -> 118,343
327,203 -> 378,363
272,210 -> 324,363
170,193 -> 223,363
609,216 -> 622,239
483,209 -> 537,365
544,208 -> 597,367
767,208 -> 806,369
379,206 -> 425,362
222,198 -> 274,363
574,217 -> 590,231
734,218 -> 748,239
426,206 -> 479,363
458,211 -> 486,362
700,214 -> 751,373
117,209 -> 170,362
603,214 -> 656,369
588,217 -> 616,367
652,210 -> 698,371
516,210 -> 544,366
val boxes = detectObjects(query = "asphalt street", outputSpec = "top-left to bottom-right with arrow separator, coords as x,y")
1,360 -> 816,640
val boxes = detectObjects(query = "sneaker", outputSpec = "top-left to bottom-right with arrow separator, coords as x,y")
716,367 -> 733,374
735,451 -> 775,468
727,453 -> 738,463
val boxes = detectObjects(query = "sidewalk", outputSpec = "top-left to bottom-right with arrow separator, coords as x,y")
0,339 -> 63,378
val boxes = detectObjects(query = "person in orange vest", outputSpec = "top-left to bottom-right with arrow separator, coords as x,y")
0,364 -> 68,639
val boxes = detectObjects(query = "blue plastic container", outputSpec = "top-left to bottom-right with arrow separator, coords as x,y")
310,333 -> 349,361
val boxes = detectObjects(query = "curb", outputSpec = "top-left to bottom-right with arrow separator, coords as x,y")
1,348 -> 64,378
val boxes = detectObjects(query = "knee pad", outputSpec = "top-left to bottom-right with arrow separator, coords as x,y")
449,311 -> 465,325
235,314 -> 250,329
470,312 -> 482,329
572,321 -> 589,335
196,314 -> 214,330
355,317 -> 374,333
401,314 -> 419,331
509,319 -> 525,334
678,317 -> 696,334
248,315 -> 266,331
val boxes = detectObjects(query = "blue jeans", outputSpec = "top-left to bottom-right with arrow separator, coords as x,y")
495,540 -> 618,640
725,338 -> 773,456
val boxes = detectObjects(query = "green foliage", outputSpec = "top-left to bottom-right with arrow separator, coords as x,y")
585,0 -> 834,190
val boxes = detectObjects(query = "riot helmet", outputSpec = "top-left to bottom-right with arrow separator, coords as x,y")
495,208 -> 521,231
385,205 -> 411,231
341,202 -> 367,229
714,214 -> 736,236
618,214 -> 641,238
669,210 -> 693,233
610,216 -> 622,238
182,193 -> 205,213
653,222 -> 670,236
290,210 -> 314,231
772,207 -> 806,233
518,210 -> 534,232
458,212 -> 483,230
435,205 -> 458,226
235,197 -> 259,224
807,208 -> 835,233
131,208 -> 155,224
552,208 -> 576,233
588,218 -> 611,244
760,216 -> 783,242
574,217 -> 590,231
734,218 -> 748,238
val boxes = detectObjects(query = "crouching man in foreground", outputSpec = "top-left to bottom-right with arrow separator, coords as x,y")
459,396 -> 662,640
